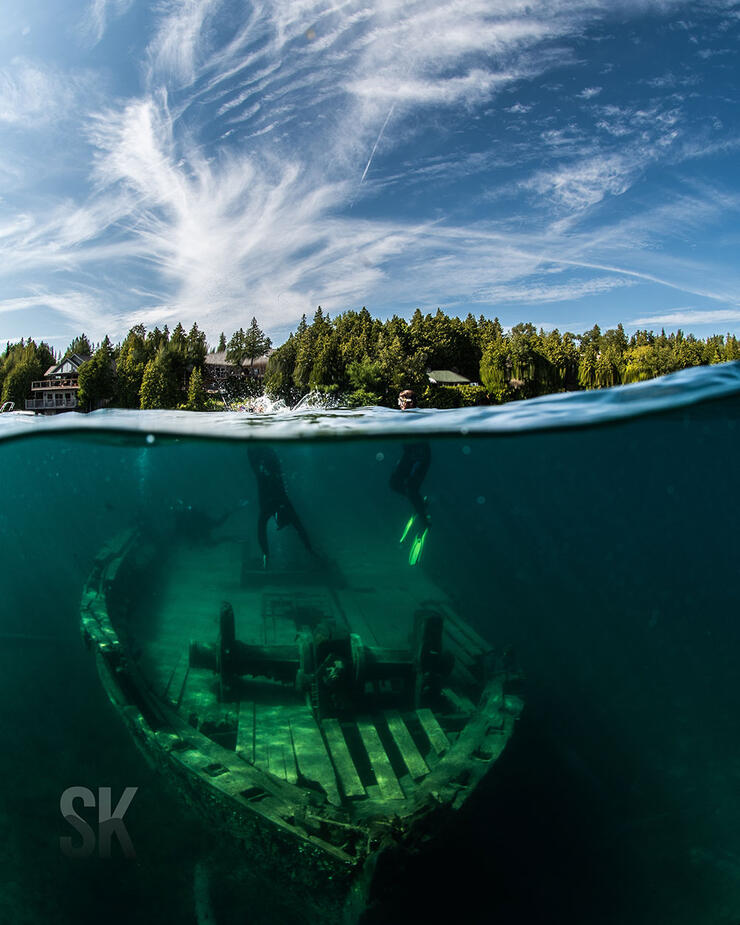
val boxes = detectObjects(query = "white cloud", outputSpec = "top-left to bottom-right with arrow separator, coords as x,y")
0,290 -> 113,339
472,275 -> 635,304
81,0 -> 134,46
146,0 -> 225,86
524,152 -> 637,213
347,69 -> 517,106
1,0 -> 737,350
630,309 -> 740,326
0,59 -> 97,128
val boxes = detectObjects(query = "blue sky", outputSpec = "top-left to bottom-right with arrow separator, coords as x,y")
0,0 -> 739,351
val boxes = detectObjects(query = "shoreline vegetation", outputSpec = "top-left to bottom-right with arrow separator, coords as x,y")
2,308 -> 739,412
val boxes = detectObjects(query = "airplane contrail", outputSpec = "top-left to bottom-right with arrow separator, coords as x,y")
360,103 -> 396,184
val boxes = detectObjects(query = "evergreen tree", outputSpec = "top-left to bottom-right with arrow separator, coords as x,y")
0,340 -> 54,407
65,334 -> 92,358
182,366 -> 208,411
78,336 -> 116,410
227,318 -> 271,366
217,332 -> 227,352
264,334 -> 298,402
187,323 -> 208,366
139,348 -> 178,409
115,325 -> 149,408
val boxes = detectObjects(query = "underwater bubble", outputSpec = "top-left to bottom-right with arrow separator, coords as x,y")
375,452 -> 384,462
476,495 -> 486,504
146,434 -> 155,445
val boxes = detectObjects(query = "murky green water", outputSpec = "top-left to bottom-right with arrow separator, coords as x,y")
2,363 -> 740,924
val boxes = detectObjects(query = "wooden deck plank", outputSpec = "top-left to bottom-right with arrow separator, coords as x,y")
262,595 -> 299,646
322,719 -> 366,799
357,720 -> 405,800
284,705 -> 341,805
442,687 -> 476,715
385,711 -> 429,780
417,708 -> 451,756
164,651 -> 190,707
254,704 -> 298,784
179,668 -> 216,724
236,701 -> 255,764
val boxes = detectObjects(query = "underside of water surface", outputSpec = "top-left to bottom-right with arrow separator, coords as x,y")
1,362 -> 740,925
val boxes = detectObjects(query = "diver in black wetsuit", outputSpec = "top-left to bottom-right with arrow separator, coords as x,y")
390,390 -> 431,526
247,446 -> 315,565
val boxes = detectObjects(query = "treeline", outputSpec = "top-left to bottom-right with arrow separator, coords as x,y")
0,338 -> 56,408
2,307 -> 739,411
0,320 -> 270,411
264,307 -> 740,407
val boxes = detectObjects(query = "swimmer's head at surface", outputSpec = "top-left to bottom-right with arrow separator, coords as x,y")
398,389 -> 417,410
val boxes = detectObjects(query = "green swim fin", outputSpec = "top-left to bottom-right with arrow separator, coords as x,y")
408,527 -> 429,566
400,514 -> 416,544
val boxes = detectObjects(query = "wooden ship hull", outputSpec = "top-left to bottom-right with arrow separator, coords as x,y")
81,529 -> 524,923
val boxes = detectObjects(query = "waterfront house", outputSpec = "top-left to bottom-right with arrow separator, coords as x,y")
25,353 -> 89,414
203,350 -> 272,392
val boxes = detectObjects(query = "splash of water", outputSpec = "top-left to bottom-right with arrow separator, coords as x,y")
226,390 -> 342,413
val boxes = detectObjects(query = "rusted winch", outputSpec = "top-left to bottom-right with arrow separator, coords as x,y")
189,602 -> 454,718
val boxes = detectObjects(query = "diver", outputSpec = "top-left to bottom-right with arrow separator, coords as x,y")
247,445 -> 316,567
390,390 -> 431,565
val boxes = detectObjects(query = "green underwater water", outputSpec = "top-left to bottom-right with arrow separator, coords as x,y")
1,364 -> 740,925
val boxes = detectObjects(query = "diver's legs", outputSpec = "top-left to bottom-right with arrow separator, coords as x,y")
406,455 -> 431,524
407,489 -> 430,525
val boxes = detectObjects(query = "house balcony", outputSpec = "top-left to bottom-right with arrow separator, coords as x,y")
25,395 -> 78,411
31,379 -> 80,390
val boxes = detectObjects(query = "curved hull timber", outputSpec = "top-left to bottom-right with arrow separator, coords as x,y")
81,529 -> 524,923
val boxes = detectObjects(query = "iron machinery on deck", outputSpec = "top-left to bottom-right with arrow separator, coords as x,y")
81,529 -> 523,923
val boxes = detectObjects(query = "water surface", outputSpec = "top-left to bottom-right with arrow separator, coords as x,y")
2,362 -> 739,925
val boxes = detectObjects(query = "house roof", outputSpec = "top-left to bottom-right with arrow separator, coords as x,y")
204,350 -> 272,369
44,353 -> 90,376
427,369 -> 471,385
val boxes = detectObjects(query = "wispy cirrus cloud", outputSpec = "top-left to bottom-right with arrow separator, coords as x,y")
80,0 -> 135,46
1,0 -> 739,348
630,308 -> 740,326
0,289 -> 113,338
146,0 -> 225,86
0,58 -> 98,128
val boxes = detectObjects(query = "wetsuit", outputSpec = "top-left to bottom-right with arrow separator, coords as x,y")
247,446 -> 314,561
389,441 -> 431,523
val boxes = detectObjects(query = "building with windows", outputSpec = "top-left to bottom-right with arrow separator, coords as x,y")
203,351 -> 272,392
25,353 -> 89,414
